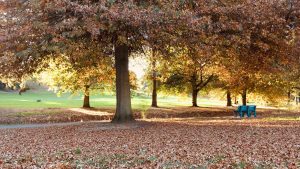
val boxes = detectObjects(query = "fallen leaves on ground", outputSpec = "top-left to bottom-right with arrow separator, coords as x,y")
0,119 -> 299,169
0,108 -> 113,124
0,106 -> 300,124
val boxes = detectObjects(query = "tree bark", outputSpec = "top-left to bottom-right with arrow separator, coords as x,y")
226,91 -> 232,106
83,85 -> 90,108
191,73 -> 199,107
151,78 -> 158,107
151,58 -> 158,107
191,73 -> 213,107
241,89 -> 247,106
112,44 -> 134,123
287,90 -> 291,104
192,89 -> 199,107
234,96 -> 238,104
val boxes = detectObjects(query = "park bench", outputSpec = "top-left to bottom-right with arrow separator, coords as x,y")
235,105 -> 257,117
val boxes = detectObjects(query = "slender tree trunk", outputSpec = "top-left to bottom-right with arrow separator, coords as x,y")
83,85 -> 90,108
151,78 -> 158,107
151,57 -> 158,107
287,90 -> 291,105
112,44 -> 134,123
226,91 -> 232,106
241,89 -> 247,106
298,92 -> 300,105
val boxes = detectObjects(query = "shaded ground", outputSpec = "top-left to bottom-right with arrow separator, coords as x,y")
0,119 -> 299,168
0,108 -> 113,124
0,121 -> 84,129
143,106 -> 300,119
0,106 -> 299,124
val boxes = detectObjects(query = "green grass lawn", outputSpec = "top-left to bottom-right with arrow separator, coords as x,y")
0,90 -> 228,109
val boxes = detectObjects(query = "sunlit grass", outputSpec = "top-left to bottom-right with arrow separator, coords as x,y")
0,91 -> 227,109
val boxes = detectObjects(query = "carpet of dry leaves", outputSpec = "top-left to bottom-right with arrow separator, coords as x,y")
0,108 -> 113,124
1,106 -> 299,124
0,107 -> 299,169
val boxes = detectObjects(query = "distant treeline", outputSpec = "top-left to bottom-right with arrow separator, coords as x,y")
0,82 -> 6,90
0,81 -> 21,91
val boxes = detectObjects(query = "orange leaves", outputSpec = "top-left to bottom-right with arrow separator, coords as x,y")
40,0 -> 51,10
0,106 -> 300,168
0,117 -> 299,168
2,0 -> 299,81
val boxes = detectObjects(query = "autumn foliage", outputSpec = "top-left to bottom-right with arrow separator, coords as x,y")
0,0 -> 300,121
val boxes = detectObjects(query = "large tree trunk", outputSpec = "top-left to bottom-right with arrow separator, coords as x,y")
192,89 -> 199,107
241,89 -> 247,106
151,58 -> 158,107
83,85 -> 90,108
226,91 -> 232,106
112,44 -> 134,123
191,73 -> 199,107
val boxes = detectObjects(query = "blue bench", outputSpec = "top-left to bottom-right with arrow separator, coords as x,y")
235,105 -> 257,117
247,105 -> 257,117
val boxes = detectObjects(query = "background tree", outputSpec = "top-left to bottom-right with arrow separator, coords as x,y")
159,47 -> 216,107
142,48 -> 163,108
39,54 -> 114,108
150,50 -> 159,107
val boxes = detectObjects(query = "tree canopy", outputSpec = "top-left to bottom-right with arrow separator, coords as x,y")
0,0 -> 299,122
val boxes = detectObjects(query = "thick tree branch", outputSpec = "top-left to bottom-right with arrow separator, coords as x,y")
196,74 -> 214,90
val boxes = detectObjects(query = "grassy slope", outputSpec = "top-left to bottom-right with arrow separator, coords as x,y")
1,90 -> 296,110
1,90 -> 218,109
